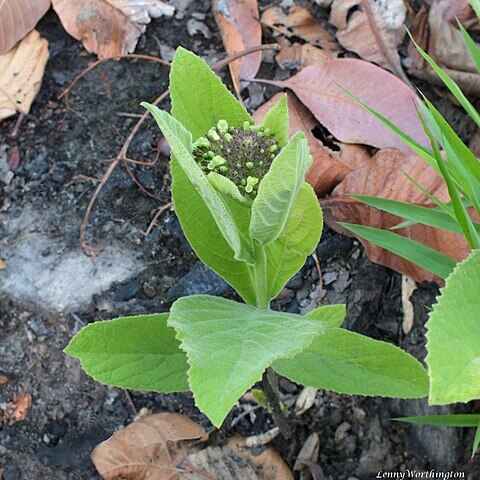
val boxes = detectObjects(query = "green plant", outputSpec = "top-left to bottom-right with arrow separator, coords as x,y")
65,48 -> 428,432
341,0 -> 480,455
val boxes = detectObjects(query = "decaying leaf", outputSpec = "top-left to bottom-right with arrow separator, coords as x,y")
91,413 -> 206,480
322,148 -> 472,283
261,58 -> 429,154
0,0 -> 50,55
0,258 -> 6,270
409,3 -> 480,96
51,0 -> 174,59
1,390 -> 32,426
432,0 -> 475,24
330,0 -> 406,75
213,0 -> 262,96
92,413 -> 292,480
275,38 -> 331,70
253,92 -> 370,196
261,5 -> 338,53
0,30 -> 49,121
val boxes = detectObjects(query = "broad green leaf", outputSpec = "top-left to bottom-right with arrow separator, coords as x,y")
426,249 -> 480,404
170,47 -> 251,139
207,172 -> 249,205
168,295 -> 327,427
306,304 -> 346,328
171,159 -> 256,304
250,132 -> 310,245
143,104 -> 254,264
340,223 -> 457,279
64,314 -> 189,393
259,94 -> 289,147
408,31 -> 480,127
265,183 -> 323,300
274,328 -> 429,398
395,414 -> 480,427
351,195 -> 467,235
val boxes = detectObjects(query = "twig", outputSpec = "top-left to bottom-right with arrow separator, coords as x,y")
261,368 -> 293,439
9,113 -> 25,138
361,0 -> 413,87
142,202 -> 173,236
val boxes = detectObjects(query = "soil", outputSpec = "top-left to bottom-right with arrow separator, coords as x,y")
0,1 -> 478,479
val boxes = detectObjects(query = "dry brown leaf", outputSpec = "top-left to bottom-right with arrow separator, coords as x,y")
92,413 -> 206,480
1,390 -> 32,426
409,3 -> 480,96
330,0 -> 406,75
261,5 -> 338,53
0,30 -> 49,121
0,258 -> 6,270
262,58 -> 429,154
253,92 -> 370,196
432,0 -> 474,24
213,0 -> 262,96
0,0 -> 50,55
275,38 -> 330,70
322,148 -> 472,283
51,0 -> 174,59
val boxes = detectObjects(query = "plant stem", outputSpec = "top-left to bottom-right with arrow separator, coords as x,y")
253,242 -> 269,309
262,368 -> 293,439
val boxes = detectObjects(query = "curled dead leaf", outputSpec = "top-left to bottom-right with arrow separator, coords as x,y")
261,5 -> 338,53
0,0 -> 50,55
253,92 -> 370,196
51,0 -> 174,59
1,390 -> 32,426
330,0 -> 406,76
0,30 -> 49,121
322,148 -> 472,283
260,58 -> 429,154
213,0 -> 262,96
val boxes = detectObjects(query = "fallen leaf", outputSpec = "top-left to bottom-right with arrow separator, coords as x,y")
253,92 -> 371,196
401,275 -> 416,334
293,432 -> 322,479
260,58 -> 429,154
1,390 -> 32,426
0,0 -> 50,55
322,148 -> 472,283
330,0 -> 406,76
432,0 -> 475,24
275,38 -> 330,70
0,30 -> 49,121
409,3 -> 480,96
408,5 -> 429,70
0,374 -> 8,384
91,413 -> 206,480
261,5 -> 338,52
212,0 -> 262,96
0,258 -> 6,270
51,0 -> 174,59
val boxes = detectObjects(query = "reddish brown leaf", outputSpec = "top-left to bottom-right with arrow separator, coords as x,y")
330,0 -> 406,75
432,0 -> 474,24
261,5 -> 338,52
0,0 -> 50,55
261,58 -> 429,154
322,148 -> 472,283
253,92 -> 370,196
213,0 -> 262,96
7,146 -> 20,170
91,413 -> 206,480
2,390 -> 32,426
275,38 -> 331,70
51,0 -> 174,59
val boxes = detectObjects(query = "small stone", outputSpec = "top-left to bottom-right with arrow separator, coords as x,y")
334,422 -> 351,444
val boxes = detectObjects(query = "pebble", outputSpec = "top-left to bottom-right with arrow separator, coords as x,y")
335,422 -> 351,444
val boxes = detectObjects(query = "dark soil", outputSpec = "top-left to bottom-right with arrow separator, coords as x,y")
0,1 -> 478,479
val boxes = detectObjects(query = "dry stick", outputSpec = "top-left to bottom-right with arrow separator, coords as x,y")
67,44 -> 280,253
361,0 -> 413,88
262,368 -> 293,439
143,202 -> 173,236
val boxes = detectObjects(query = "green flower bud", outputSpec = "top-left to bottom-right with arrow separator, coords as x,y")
260,148 -> 265,154
264,128 -> 271,137
207,161 -> 216,170
224,133 -> 232,142
245,161 -> 254,169
208,129 -> 220,142
269,144 -> 278,153
212,155 -> 226,166
217,119 -> 228,133
194,137 -> 210,149
219,166 -> 228,173
245,176 -> 259,193
242,121 -> 251,131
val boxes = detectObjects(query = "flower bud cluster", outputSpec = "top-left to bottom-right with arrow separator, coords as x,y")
192,119 -> 281,196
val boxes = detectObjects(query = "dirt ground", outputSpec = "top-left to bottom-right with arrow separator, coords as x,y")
0,1 -> 479,479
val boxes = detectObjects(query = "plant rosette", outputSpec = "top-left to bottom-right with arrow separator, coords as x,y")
65,48 -> 429,429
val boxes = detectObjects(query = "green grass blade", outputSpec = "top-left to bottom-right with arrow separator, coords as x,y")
408,30 -> 480,127
473,423 -> 480,459
350,195 -> 464,234
468,0 -> 480,20
415,104 -> 480,248
458,21 -> 480,72
395,414 -> 480,427
339,223 -> 457,278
